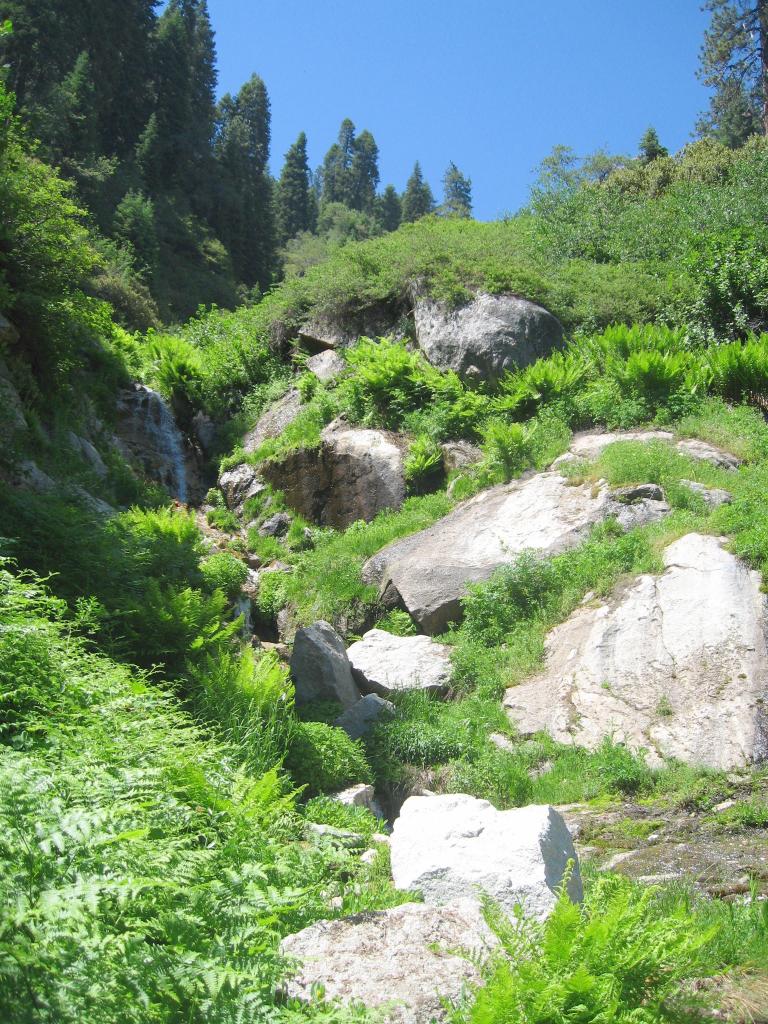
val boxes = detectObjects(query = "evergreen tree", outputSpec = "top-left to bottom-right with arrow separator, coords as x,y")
697,76 -> 760,146
212,73 -> 275,287
401,161 -> 434,222
638,126 -> 668,164
349,129 -> 379,211
2,0 -> 157,160
441,161 -> 472,217
376,184 -> 402,232
319,142 -> 347,205
697,0 -> 768,141
276,131 -> 313,245
147,0 -> 217,198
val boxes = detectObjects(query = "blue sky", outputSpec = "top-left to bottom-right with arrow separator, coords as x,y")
207,0 -> 711,220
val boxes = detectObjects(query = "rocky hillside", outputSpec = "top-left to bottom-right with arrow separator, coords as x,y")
2,106 -> 768,1022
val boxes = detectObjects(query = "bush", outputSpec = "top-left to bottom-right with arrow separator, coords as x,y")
284,721 -> 373,795
200,551 -> 248,597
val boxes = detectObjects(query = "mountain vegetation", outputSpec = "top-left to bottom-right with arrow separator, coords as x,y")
1,4 -> 768,1023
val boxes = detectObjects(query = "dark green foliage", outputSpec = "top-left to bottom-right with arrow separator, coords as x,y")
376,183 -> 402,232
276,130 -> 314,245
212,74 -> 276,288
441,160 -> 472,218
285,721 -> 373,795
697,0 -> 768,143
638,125 -> 668,164
401,161 -> 435,222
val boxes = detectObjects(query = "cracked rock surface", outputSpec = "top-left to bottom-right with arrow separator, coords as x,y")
504,534 -> 768,769
362,470 -> 670,634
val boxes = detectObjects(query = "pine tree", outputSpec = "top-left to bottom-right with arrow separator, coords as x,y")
276,132 -> 313,245
349,129 -> 380,211
213,73 -> 275,287
401,161 -> 434,222
638,127 -> 668,164
697,0 -> 768,141
148,0 -> 217,198
441,161 -> 472,217
376,184 -> 402,232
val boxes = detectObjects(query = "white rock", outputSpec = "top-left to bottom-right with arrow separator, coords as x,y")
676,437 -> 741,470
504,534 -> 768,770
680,479 -> 732,508
290,620 -> 361,708
281,899 -> 497,1024
390,794 -> 582,920
347,629 -> 452,696
554,430 -> 741,471
306,350 -> 346,382
363,471 -> 669,634
218,463 -> 266,513
329,783 -> 382,817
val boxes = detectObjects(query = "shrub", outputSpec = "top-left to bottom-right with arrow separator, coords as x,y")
302,795 -> 379,842
284,721 -> 373,795
200,551 -> 248,597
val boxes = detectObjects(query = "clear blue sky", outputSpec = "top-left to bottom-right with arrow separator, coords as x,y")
206,0 -> 711,220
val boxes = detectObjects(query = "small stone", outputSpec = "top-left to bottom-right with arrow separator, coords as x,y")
334,692 -> 395,740
258,511 -> 291,537
347,629 -> 452,697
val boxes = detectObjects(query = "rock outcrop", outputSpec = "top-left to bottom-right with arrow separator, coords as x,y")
334,693 -> 395,740
0,355 -> 26,436
262,420 -> 406,529
347,629 -> 452,696
218,462 -> 266,514
413,292 -> 564,384
556,429 -> 741,470
281,900 -> 496,1024
363,471 -> 670,634
290,620 -> 361,707
390,794 -> 582,920
114,384 -> 200,502
298,301 -> 404,352
243,389 -> 302,454
504,534 -> 768,769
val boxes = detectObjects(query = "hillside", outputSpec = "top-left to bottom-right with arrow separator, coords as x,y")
2,42 -> 768,1024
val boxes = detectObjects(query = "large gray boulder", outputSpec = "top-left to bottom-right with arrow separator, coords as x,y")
504,534 -> 768,770
347,629 -> 452,696
281,900 -> 497,1024
218,462 -> 266,514
290,621 -> 361,707
413,292 -> 563,384
334,692 -> 395,740
243,389 -> 302,454
391,794 -> 582,920
262,419 -> 406,529
362,471 -> 670,634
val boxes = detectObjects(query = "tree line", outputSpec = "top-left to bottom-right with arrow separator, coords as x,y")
0,0 -> 471,325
